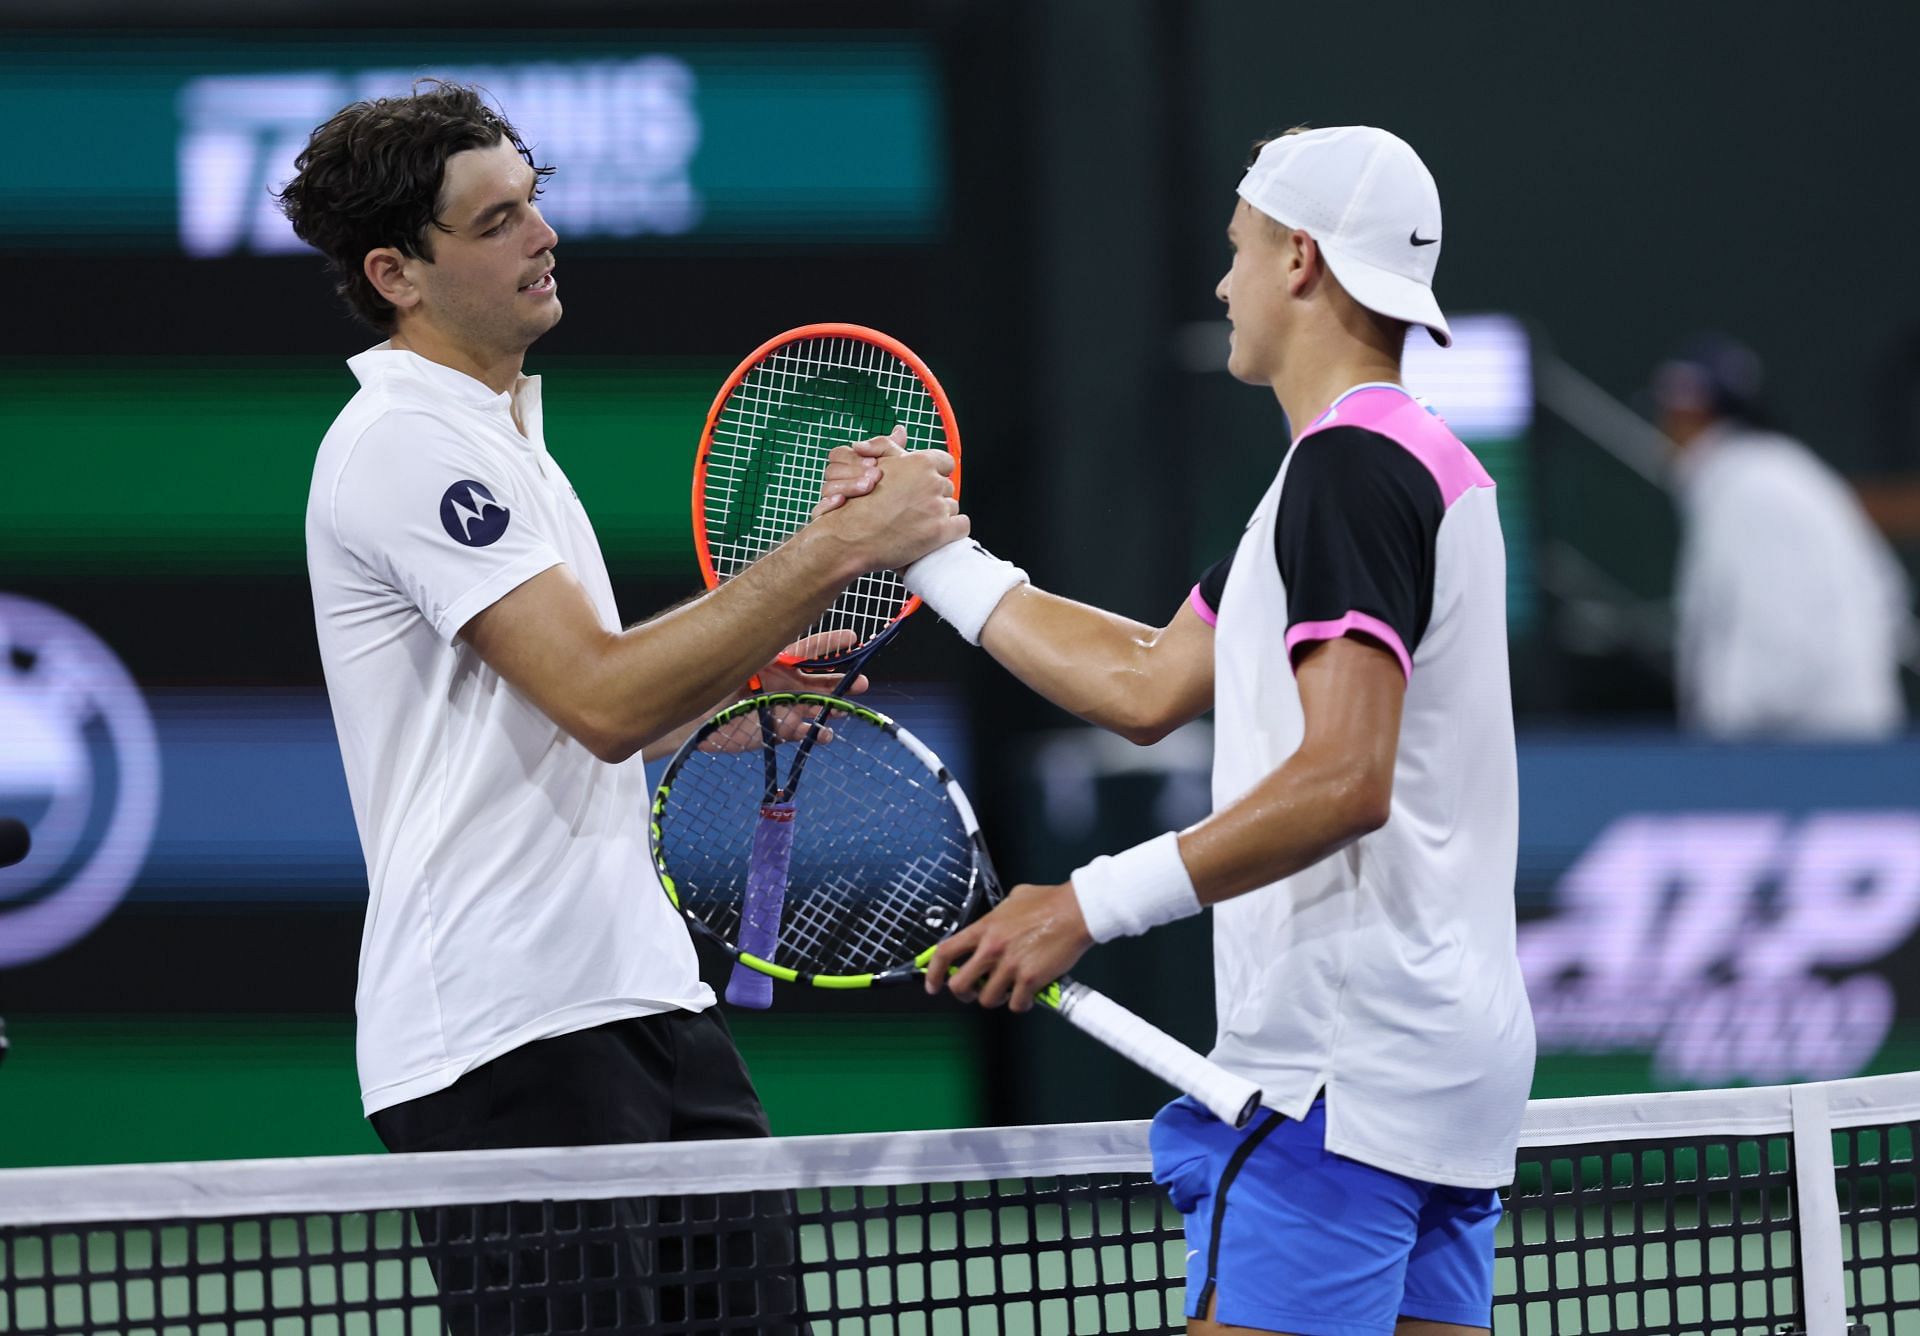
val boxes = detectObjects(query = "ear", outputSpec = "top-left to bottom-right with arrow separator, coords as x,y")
364,247 -> 421,314
1286,229 -> 1321,298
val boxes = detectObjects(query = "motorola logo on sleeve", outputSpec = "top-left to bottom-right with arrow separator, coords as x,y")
0,595 -> 161,969
440,480 -> 511,547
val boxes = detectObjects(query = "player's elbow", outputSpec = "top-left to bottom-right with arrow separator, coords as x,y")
556,708 -> 637,764
565,641 -> 675,763
1307,748 -> 1392,838
1350,794 -> 1392,838
583,728 -> 642,765
1115,713 -> 1177,747
1342,766 -> 1395,837
564,693 -> 654,764
1108,685 -> 1187,747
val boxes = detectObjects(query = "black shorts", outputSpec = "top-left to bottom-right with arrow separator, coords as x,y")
370,1009 -> 769,1153
370,1010 -> 801,1334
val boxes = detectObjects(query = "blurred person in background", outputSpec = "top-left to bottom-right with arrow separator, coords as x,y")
1656,335 -> 1912,740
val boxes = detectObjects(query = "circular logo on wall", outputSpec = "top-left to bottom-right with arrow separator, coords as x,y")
0,595 -> 161,969
440,480 -> 511,547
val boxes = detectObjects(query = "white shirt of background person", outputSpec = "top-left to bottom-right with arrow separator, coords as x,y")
1673,420 -> 1911,741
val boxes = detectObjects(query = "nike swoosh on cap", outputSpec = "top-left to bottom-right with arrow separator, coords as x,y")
1409,230 -> 1439,246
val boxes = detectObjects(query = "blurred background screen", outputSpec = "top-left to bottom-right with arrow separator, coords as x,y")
2,34 -> 944,251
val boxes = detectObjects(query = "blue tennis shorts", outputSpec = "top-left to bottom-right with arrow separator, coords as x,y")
1150,1095 -> 1500,1336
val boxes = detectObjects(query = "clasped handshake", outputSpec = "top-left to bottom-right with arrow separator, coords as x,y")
808,425 -> 966,570
698,427 -> 964,751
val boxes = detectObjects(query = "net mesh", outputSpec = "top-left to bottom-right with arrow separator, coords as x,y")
701,334 -> 950,657
656,703 -> 977,979
4,1079 -> 1918,1336
1501,1133 -> 1800,1334
1836,1121 -> 1919,1335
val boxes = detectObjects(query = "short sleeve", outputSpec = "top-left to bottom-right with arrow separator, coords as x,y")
329,411 -> 566,641
1189,553 -> 1234,626
1274,426 -> 1443,679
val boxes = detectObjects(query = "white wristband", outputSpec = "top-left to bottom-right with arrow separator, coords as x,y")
902,540 -> 1028,645
1071,831 -> 1201,944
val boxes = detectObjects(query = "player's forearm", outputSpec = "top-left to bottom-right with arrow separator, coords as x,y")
979,586 -> 1187,743
1177,745 -> 1392,906
580,529 -> 860,760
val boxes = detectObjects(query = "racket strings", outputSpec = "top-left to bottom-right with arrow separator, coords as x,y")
703,335 -> 947,653
781,853 -> 953,974
659,712 -> 975,977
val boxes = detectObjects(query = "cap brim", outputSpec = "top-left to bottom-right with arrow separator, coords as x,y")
1318,244 -> 1452,348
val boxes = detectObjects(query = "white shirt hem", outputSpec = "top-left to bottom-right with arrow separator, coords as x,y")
359,990 -> 715,1118
1226,1058 -> 1525,1189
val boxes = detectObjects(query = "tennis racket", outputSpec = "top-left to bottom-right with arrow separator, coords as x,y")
692,324 -> 962,1009
652,693 -> 1264,1129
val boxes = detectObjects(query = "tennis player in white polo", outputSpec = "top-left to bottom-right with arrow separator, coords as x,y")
283,84 -> 963,1166
842,127 -> 1534,1334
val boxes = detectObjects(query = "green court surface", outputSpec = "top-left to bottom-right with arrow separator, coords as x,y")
0,1015 -> 983,1169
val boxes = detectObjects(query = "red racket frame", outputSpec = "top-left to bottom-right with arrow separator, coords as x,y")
690,323 -> 963,666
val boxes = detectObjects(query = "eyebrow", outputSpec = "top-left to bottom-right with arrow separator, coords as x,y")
468,198 -> 520,229
466,172 -> 538,229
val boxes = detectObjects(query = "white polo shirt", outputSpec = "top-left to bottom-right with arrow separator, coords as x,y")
307,343 -> 712,1117
1190,384 -> 1534,1188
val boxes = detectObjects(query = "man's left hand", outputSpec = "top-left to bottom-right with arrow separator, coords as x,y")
924,881 -> 1094,1013
755,631 -> 869,699
696,633 -> 869,752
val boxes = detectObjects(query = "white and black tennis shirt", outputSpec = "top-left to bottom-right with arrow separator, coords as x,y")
307,344 -> 711,1117
1190,382 -> 1534,1188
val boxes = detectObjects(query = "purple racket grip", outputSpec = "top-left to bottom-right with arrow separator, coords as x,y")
725,801 -> 797,1009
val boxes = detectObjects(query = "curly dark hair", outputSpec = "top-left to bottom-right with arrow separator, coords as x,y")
276,80 -> 554,331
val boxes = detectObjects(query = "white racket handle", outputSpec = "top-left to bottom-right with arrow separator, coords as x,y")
1052,980 -> 1263,1128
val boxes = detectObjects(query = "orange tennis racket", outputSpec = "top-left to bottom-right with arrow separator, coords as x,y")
692,323 -> 962,671
692,325 -> 962,1008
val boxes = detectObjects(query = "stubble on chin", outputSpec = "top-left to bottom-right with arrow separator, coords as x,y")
507,298 -> 562,354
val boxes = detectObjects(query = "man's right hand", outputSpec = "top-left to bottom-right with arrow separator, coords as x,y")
812,427 -> 967,573
813,430 -> 905,518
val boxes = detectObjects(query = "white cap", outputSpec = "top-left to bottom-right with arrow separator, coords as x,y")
1237,126 -> 1452,347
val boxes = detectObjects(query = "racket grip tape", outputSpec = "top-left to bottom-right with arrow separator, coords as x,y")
725,803 -> 797,1009
1051,980 -> 1263,1128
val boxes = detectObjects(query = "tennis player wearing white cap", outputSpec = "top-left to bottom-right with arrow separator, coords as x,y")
831,125 -> 1534,1334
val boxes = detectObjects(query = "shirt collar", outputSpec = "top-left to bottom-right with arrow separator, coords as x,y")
1297,381 -> 1416,440
348,341 -> 545,441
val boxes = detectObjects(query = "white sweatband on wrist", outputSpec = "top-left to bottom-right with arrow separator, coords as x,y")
902,540 -> 1028,645
1071,831 -> 1201,944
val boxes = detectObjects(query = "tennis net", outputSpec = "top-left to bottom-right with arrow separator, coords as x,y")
1,1072 -> 1913,1335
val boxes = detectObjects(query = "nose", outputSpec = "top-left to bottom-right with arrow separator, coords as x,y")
1215,271 -> 1230,305
529,204 -> 559,254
